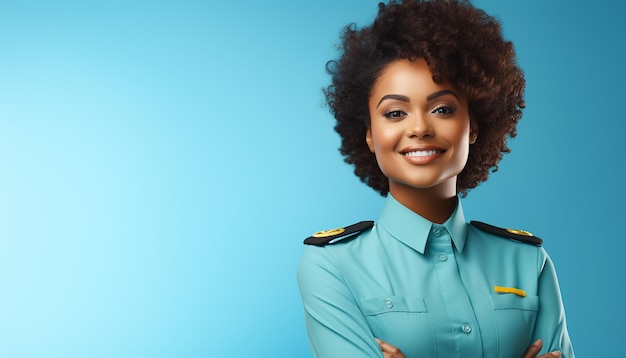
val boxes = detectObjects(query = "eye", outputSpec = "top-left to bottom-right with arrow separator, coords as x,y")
383,109 -> 407,120
432,105 -> 456,116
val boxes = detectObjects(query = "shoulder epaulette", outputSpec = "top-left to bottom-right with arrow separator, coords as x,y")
303,221 -> 374,246
470,221 -> 543,246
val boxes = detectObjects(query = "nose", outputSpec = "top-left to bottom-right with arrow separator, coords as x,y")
406,112 -> 434,138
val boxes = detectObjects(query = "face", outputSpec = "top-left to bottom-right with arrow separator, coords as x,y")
366,58 -> 477,198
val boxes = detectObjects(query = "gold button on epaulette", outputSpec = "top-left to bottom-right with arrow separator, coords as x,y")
312,228 -> 346,238
470,221 -> 542,246
304,221 -> 374,246
505,228 -> 533,237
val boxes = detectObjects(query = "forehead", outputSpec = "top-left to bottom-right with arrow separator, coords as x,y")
370,58 -> 453,99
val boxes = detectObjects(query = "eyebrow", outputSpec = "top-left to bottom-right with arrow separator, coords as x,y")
376,94 -> 409,108
376,89 -> 459,108
427,89 -> 459,101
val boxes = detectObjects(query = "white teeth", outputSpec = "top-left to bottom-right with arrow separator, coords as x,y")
403,150 -> 440,157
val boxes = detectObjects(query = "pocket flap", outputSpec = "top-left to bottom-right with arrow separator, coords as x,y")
360,296 -> 428,316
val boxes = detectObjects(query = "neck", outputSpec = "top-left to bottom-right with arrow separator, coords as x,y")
389,182 -> 457,224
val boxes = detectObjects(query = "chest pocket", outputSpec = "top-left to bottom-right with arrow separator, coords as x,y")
491,294 -> 539,356
360,296 -> 435,357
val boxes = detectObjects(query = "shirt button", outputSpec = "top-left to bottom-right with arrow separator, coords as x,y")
433,228 -> 441,236
462,323 -> 472,334
385,299 -> 394,309
438,253 -> 448,261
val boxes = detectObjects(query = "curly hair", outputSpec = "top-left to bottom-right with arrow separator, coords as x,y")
325,0 -> 525,197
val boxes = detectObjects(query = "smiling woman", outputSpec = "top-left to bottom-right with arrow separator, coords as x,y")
366,59 -> 473,223
296,1 -> 574,357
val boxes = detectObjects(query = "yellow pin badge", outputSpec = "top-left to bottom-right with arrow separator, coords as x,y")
304,221 -> 374,246
494,286 -> 527,297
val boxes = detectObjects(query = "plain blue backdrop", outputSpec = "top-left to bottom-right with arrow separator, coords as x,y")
0,0 -> 623,356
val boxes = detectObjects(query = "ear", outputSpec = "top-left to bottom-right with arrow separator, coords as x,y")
469,119 -> 478,145
365,127 -> 375,153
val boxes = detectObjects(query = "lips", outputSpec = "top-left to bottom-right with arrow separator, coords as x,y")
399,146 -> 445,164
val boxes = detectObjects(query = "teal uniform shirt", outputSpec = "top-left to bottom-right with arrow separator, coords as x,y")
297,195 -> 574,358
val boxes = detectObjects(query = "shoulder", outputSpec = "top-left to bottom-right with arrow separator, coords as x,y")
302,220 -> 375,246
298,220 -> 376,285
469,220 -> 543,246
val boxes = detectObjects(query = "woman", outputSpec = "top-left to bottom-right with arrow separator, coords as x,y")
297,0 -> 574,357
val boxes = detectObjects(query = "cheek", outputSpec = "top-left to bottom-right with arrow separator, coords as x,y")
451,125 -> 472,164
371,133 -> 400,177
455,128 -> 471,147
370,124 -> 400,151
448,119 -> 471,144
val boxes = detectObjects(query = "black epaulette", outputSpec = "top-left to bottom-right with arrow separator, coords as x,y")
303,221 -> 374,246
470,221 -> 543,246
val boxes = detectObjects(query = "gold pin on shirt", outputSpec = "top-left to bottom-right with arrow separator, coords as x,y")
494,286 -> 527,297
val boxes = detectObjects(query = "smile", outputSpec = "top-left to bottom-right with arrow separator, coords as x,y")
401,150 -> 444,157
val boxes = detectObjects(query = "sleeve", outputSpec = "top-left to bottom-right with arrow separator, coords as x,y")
532,248 -> 575,357
296,246 -> 383,358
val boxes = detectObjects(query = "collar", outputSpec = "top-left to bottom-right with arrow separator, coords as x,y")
377,194 -> 468,254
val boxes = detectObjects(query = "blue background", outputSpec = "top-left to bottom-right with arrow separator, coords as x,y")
0,0 -> 623,356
